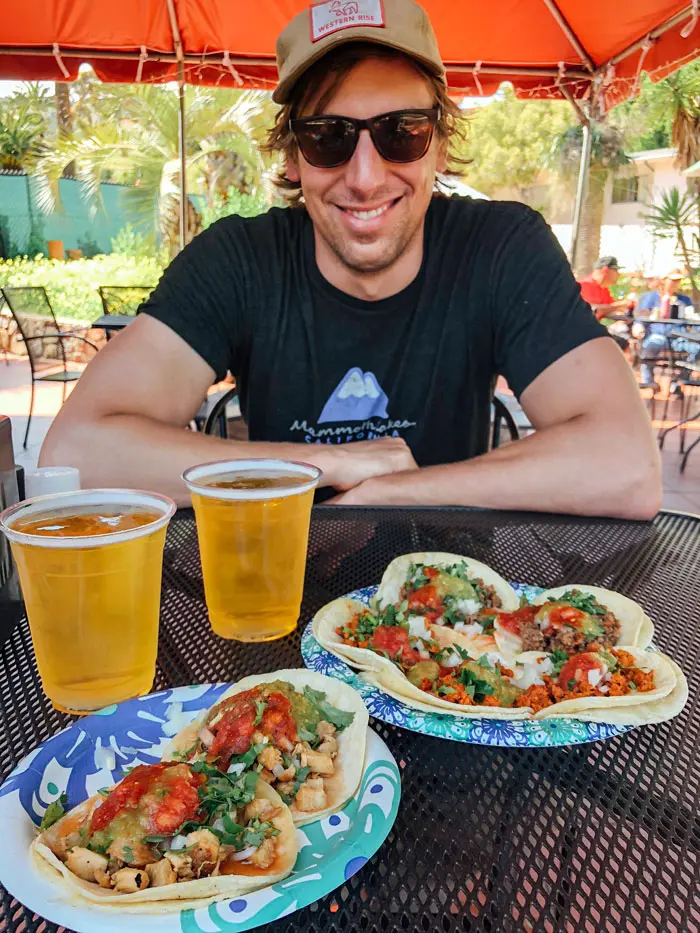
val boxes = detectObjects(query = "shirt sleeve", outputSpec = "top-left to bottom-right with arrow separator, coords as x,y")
139,218 -> 249,381
491,206 -> 608,398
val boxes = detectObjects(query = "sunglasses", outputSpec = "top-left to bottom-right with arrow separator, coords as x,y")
290,108 -> 440,169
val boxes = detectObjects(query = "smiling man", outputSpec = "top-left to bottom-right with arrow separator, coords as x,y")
40,0 -> 661,518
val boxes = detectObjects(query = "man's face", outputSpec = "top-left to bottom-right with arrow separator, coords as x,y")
663,277 -> 680,295
286,56 -> 443,278
602,266 -> 619,287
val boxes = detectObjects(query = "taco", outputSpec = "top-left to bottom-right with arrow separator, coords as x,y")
32,761 -> 296,910
165,670 -> 368,827
370,639 -> 681,724
494,585 -> 651,657
375,552 -> 518,649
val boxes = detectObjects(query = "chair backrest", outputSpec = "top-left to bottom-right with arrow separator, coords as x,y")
0,287 -> 67,373
98,286 -> 153,316
491,394 -> 520,449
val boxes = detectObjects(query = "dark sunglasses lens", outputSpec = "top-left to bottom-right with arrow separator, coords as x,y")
295,118 -> 357,168
373,112 -> 434,163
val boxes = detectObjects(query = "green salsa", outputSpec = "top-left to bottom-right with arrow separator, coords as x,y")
261,681 -> 323,732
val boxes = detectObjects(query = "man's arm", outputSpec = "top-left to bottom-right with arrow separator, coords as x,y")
39,315 -> 417,505
329,338 -> 661,520
590,299 -> 630,321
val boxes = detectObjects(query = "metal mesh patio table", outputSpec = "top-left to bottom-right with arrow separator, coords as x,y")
1,506 -> 699,933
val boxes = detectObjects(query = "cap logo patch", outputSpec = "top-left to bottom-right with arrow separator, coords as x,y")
310,0 -> 385,42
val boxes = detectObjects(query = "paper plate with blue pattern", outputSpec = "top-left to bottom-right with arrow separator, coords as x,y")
301,584 -> 632,748
0,684 -> 400,933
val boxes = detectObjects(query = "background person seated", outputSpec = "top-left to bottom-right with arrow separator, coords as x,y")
577,256 -> 630,321
635,269 -> 694,388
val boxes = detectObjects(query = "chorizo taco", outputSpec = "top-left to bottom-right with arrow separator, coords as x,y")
375,553 -> 518,650
494,585 -> 652,657
164,670 -> 368,827
369,639 -> 682,724
32,761 -> 296,911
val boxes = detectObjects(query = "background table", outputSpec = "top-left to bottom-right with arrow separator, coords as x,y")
1,507 -> 699,933
92,313 -> 135,332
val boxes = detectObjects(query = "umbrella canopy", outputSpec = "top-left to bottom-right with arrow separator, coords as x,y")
1,0 -> 698,110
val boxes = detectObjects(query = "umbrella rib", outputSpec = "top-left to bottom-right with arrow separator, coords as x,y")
541,0 -> 596,71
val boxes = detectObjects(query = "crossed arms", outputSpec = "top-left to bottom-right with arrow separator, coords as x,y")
40,315 -> 661,520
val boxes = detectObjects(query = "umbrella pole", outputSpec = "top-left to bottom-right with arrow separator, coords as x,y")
570,118 -> 592,273
178,74 -> 187,253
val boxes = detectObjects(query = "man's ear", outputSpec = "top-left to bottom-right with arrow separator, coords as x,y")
286,154 -> 301,182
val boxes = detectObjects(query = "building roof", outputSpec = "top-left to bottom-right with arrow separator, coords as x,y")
627,148 -> 677,163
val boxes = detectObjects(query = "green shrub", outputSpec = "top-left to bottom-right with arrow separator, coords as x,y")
0,254 -> 165,323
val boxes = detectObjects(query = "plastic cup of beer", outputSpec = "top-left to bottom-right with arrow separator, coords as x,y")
182,459 -> 321,642
0,489 -> 176,714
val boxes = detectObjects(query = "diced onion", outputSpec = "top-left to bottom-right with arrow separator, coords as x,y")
227,762 -> 245,776
455,598 -> 481,615
406,616 -> 428,638
587,668 -> 604,687
170,834 -> 188,850
418,649 -> 430,661
198,726 -> 215,748
599,684 -> 610,694
230,845 -> 257,862
272,764 -> 286,778
212,818 -> 225,832
440,651 -> 462,668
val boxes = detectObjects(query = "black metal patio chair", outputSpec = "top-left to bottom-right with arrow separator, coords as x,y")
98,286 -> 153,340
200,387 -> 242,438
0,287 -> 100,448
491,392 -> 525,449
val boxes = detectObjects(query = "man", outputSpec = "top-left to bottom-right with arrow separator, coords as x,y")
636,269 -> 695,388
577,256 -> 629,321
40,0 -> 660,519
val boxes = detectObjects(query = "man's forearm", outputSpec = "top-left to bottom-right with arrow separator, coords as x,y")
40,413 -> 342,506
333,414 -> 661,520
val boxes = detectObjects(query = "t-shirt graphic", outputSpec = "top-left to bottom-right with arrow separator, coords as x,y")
318,367 -> 389,422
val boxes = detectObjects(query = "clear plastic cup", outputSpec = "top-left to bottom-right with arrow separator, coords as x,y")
0,489 -> 175,714
183,459 -> 321,641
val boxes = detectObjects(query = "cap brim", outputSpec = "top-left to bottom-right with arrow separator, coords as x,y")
273,32 -> 445,104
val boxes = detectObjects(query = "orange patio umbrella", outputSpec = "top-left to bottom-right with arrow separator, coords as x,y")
1,0 -> 699,256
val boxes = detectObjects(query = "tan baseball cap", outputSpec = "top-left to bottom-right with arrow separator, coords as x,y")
273,0 -> 445,104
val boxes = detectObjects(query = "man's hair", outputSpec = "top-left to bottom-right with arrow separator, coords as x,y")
263,42 -> 469,206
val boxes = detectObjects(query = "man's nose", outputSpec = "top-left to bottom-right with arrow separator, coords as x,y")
343,129 -> 388,194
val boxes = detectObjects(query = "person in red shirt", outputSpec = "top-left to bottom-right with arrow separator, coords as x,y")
577,256 -> 628,320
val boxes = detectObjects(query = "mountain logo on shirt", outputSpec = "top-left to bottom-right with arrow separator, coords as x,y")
318,366 -> 389,423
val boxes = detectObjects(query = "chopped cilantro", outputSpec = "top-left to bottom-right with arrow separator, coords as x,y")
437,685 -> 457,696
629,682 -> 637,691
122,845 -> 134,864
457,667 -> 495,702
554,590 -> 607,616
441,605 -> 465,626
302,686 -> 355,731
408,563 -> 429,589
519,593 -> 530,608
97,787 -> 110,797
253,699 -> 266,726
549,649 -> 570,676
453,645 -> 473,661
297,725 -> 317,743
476,654 -> 493,671
567,679 -> 577,691
40,794 -> 67,831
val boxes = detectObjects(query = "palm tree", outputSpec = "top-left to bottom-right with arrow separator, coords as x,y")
551,123 -> 629,277
33,85 -> 277,255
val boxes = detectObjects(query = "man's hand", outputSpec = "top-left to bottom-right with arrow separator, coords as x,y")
322,437 -> 418,490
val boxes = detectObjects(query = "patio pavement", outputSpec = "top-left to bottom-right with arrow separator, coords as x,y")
1,355 -> 699,515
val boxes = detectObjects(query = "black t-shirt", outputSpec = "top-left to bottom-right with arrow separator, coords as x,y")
142,196 -> 605,465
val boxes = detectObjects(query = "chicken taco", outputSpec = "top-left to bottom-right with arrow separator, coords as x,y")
494,585 -> 652,657
32,761 -> 296,911
165,670 -> 368,827
375,552 -> 518,649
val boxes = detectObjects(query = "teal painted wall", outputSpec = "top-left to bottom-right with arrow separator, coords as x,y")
0,174 -> 131,256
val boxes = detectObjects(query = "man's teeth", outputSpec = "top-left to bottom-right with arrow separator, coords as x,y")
347,204 -> 390,219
